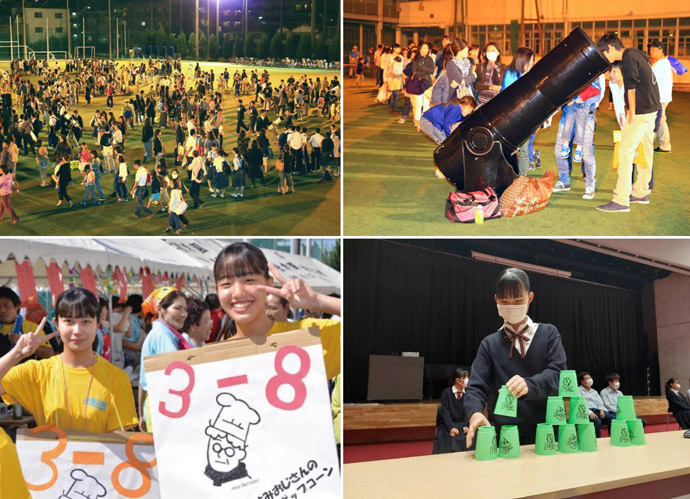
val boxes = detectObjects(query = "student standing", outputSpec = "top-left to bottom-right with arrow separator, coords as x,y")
54,152 -> 73,208
130,159 -> 153,217
464,268 -> 567,447
596,34 -> 660,213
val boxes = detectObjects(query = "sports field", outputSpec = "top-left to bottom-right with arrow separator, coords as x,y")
1,60 -> 340,236
343,76 -> 690,236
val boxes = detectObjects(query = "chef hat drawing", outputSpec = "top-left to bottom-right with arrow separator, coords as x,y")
60,469 -> 107,499
207,393 -> 261,448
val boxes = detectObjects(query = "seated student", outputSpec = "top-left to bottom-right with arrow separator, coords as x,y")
0,288 -> 138,433
433,368 -> 469,454
666,378 -> 690,429
599,372 -> 646,427
578,371 -> 613,438
0,286 -> 54,360
419,96 -> 476,145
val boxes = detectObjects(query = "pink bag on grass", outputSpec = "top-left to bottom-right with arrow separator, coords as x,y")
445,187 -> 502,223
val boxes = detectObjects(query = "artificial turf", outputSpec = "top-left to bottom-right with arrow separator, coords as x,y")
1,61 -> 340,236
343,76 -> 690,236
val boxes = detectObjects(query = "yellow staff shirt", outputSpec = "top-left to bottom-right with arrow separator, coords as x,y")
267,318 -> 341,380
0,428 -> 30,499
0,319 -> 52,349
1,355 -> 138,433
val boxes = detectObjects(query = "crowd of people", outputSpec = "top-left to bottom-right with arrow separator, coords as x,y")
0,242 -> 342,497
0,56 -> 342,229
361,31 -> 675,211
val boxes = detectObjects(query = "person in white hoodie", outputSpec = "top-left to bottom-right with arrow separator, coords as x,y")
649,40 -> 672,153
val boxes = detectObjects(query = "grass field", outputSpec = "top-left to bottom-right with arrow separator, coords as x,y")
343,76 -> 690,236
1,60 -> 340,236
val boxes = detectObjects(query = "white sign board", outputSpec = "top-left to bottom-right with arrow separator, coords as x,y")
16,427 -> 159,499
145,328 -> 340,498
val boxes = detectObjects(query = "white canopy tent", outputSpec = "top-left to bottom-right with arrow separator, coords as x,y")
0,239 -> 341,299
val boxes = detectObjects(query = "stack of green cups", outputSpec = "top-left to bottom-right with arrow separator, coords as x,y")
627,419 -> 646,445
577,422 -> 598,452
557,424 -> 579,453
475,426 -> 499,461
568,396 -> 590,424
494,385 -> 518,417
558,370 -> 579,397
616,395 -> 637,421
610,419 -> 631,447
535,423 -> 557,456
498,425 -> 521,459
545,396 -> 567,426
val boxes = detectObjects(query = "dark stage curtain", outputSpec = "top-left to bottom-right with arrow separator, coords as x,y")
344,240 -> 649,402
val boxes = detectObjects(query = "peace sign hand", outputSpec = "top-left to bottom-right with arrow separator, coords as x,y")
14,318 -> 57,358
256,263 -> 320,312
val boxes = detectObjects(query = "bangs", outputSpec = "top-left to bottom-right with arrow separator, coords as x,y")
214,243 -> 269,282
55,288 -> 100,319
495,268 -> 530,299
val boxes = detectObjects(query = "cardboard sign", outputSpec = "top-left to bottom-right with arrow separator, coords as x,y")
16,427 -> 160,498
145,328 -> 340,498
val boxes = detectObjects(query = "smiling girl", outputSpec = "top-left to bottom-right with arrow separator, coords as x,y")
0,288 -> 138,499
463,268 -> 567,447
0,287 -> 138,432
214,243 -> 341,381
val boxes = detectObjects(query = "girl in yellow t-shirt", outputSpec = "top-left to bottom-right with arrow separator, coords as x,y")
0,288 -> 139,497
213,242 -> 341,379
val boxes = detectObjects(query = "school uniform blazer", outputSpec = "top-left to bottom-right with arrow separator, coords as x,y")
463,323 -> 567,439
667,390 -> 690,429
432,386 -> 468,454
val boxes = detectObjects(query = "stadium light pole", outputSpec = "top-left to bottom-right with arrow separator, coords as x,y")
66,0 -> 71,57
196,0 -> 199,58
22,0 -> 26,60
82,16 -> 85,57
207,0 -> 210,39
108,0 -> 112,59
311,0 -> 316,57
216,0 -> 219,37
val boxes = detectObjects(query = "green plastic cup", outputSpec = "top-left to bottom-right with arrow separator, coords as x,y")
577,422 -> 598,452
535,423 -> 557,456
557,424 -> 579,453
475,425 -> 499,461
610,419 -> 631,447
627,419 -> 646,446
498,425 -> 521,459
494,384 -> 518,418
568,396 -> 590,424
616,396 -> 637,421
559,370 -> 579,397
545,396 -> 567,426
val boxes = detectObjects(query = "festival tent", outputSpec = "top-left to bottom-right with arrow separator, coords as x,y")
0,239 -> 340,307
163,240 -> 341,295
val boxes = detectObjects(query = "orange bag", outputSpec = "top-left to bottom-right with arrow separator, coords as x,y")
499,170 -> 555,217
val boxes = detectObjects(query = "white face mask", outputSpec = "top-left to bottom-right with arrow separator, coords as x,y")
497,303 -> 529,325
613,382 -> 620,390
463,378 -> 469,385
486,52 -> 499,62
584,378 -> 594,388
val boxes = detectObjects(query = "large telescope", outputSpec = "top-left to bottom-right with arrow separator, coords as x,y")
434,27 -> 611,193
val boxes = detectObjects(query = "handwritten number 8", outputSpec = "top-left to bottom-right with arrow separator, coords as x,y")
112,433 -> 157,498
265,346 -> 310,410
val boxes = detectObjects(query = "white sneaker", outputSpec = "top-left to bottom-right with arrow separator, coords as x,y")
582,187 -> 595,200
553,181 -> 571,192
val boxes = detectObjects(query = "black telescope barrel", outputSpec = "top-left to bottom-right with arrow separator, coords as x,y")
434,27 -> 611,191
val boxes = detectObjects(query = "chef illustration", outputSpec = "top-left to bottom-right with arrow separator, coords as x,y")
204,392 -> 261,487
59,469 -> 107,499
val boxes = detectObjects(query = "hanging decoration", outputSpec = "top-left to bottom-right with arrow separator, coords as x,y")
79,265 -> 99,299
141,267 -> 154,298
45,262 -> 65,306
14,260 -> 39,306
